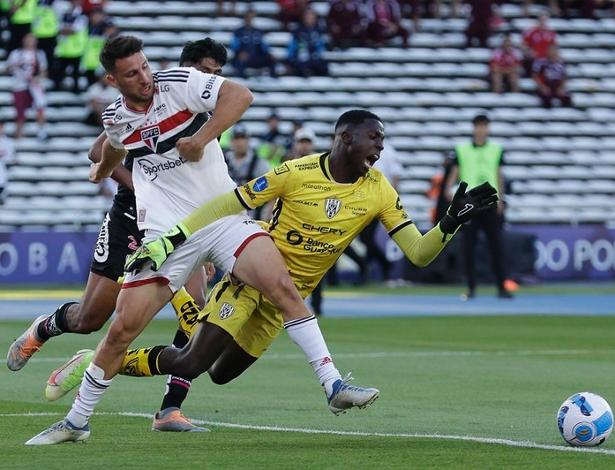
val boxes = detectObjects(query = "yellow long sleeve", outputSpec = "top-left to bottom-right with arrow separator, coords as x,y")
391,222 -> 457,267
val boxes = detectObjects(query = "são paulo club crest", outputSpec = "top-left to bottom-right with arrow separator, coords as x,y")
325,198 -> 342,219
140,126 -> 160,152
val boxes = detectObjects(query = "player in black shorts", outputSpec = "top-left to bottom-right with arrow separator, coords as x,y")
6,38 -> 228,432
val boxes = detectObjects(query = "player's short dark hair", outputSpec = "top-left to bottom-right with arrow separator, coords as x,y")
472,114 -> 490,125
100,35 -> 144,72
180,37 -> 227,67
334,109 -> 382,131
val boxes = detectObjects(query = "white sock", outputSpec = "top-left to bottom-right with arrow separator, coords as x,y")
284,315 -> 341,396
66,363 -> 112,428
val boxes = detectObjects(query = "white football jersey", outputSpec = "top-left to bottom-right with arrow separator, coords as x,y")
103,67 -> 237,234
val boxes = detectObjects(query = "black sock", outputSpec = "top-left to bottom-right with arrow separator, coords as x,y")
36,302 -> 77,341
160,330 -> 192,411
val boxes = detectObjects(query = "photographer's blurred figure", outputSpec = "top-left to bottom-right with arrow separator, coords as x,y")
445,114 -> 513,300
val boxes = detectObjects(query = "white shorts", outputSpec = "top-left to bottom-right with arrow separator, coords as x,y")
122,214 -> 267,293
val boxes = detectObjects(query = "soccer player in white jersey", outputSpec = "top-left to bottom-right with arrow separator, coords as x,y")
26,35 -> 376,445
7,37 -> 230,433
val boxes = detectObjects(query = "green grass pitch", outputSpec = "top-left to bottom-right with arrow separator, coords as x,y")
2,314 -> 615,469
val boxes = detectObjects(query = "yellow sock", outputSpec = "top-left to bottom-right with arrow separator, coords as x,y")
119,346 -> 163,377
171,287 -> 201,339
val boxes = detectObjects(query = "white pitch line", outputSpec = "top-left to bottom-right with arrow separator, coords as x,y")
27,349 -> 615,364
3,411 -> 615,456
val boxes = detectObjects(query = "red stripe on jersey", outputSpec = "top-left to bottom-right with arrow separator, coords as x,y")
122,276 -> 170,289
122,109 -> 194,145
233,232 -> 271,258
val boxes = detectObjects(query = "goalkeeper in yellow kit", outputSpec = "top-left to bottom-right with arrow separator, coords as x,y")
62,110 -> 497,415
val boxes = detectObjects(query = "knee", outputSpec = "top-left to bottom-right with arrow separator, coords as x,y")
104,315 -> 140,351
267,271 -> 301,303
207,366 -> 234,385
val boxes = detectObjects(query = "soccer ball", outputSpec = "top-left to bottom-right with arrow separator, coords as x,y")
556,392 -> 613,446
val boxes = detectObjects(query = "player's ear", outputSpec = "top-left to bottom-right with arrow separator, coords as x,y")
340,130 -> 352,145
105,73 -> 118,89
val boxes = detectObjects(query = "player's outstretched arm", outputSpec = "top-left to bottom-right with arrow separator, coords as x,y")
392,181 -> 498,267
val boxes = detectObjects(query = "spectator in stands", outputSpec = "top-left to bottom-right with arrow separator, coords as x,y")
445,113 -> 512,300
230,9 -> 278,78
7,0 -> 36,53
521,14 -> 557,76
465,0 -> 496,48
80,0 -> 106,16
258,110 -> 287,167
532,44 -> 572,108
284,126 -> 317,161
327,0 -> 368,50
286,8 -> 329,77
225,124 -> 271,187
83,72 -> 116,128
365,0 -> 410,48
0,119 -> 16,205
277,0 -> 309,30
32,0 -> 60,74
224,124 -> 271,221
490,34 -> 522,94
51,0 -> 88,93
217,1 -> 236,16
400,0 -> 441,30
82,7 -> 116,87
6,33 -> 48,140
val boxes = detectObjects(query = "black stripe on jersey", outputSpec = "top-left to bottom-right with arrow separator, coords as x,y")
269,198 -> 283,232
127,112 -> 209,159
156,69 -> 190,76
234,188 -> 251,210
319,152 -> 332,181
157,78 -> 188,83
388,220 -> 414,237
214,279 -> 231,303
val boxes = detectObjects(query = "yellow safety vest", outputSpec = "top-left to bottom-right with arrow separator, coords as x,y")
455,141 -> 503,194
10,0 -> 36,24
33,5 -> 59,39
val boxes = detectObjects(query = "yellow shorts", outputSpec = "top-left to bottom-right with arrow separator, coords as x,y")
199,274 -> 283,358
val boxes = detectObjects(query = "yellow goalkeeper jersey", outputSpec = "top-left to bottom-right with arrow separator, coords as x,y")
235,153 -> 412,296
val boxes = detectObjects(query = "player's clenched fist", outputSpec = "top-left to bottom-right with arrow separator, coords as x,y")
176,136 -> 204,162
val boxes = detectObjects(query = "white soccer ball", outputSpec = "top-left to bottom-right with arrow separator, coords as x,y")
556,392 -> 613,446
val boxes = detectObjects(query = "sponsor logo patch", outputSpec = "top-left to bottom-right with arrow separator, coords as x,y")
93,213 -> 110,263
252,176 -> 268,192
219,302 -> 235,320
274,163 -> 290,175
325,198 -> 342,219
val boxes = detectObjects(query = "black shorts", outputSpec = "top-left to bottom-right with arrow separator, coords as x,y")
90,205 -> 144,282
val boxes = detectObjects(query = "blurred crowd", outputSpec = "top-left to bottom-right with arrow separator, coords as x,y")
0,0 -> 609,141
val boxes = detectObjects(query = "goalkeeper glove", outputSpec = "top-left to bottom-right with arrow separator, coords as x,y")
124,223 -> 191,272
439,181 -> 498,237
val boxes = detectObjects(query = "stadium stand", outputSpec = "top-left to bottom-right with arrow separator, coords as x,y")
0,0 -> 614,229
